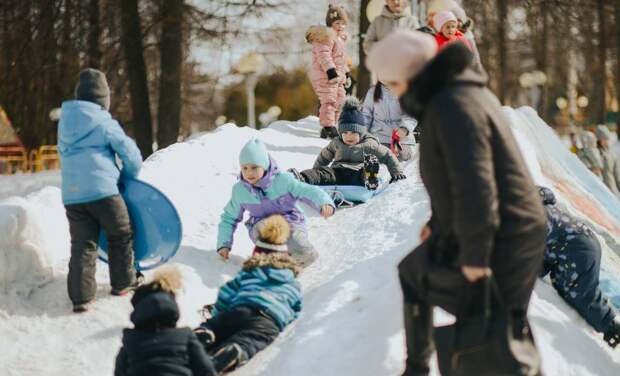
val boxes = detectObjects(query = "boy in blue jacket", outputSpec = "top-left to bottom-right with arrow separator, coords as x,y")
196,214 -> 302,373
58,68 -> 143,312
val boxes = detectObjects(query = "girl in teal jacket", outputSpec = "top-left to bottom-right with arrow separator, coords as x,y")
216,139 -> 335,267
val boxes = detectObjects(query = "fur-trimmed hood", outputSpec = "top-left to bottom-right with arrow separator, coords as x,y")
305,25 -> 336,44
243,253 -> 301,277
399,42 -> 486,119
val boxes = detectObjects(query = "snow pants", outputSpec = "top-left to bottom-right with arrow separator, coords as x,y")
300,166 -> 365,187
65,194 -> 136,305
250,218 -> 317,267
312,78 -> 345,128
201,305 -> 280,360
542,233 -> 616,333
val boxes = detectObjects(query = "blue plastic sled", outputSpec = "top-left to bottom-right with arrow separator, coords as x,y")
98,178 -> 182,271
320,179 -> 388,206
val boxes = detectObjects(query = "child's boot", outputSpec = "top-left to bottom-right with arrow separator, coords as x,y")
72,301 -> 93,313
363,154 -> 380,191
287,168 -> 306,182
320,127 -> 330,139
326,126 -> 339,139
604,316 -> 620,348
193,326 -> 216,348
212,343 -> 248,373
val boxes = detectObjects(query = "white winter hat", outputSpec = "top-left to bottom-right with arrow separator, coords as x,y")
433,11 -> 458,32
366,30 -> 437,82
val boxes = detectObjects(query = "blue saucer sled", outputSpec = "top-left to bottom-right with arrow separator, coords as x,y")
98,178 -> 182,271
319,179 -> 388,206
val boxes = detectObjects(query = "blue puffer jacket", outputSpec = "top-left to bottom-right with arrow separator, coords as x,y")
211,254 -> 302,331
57,100 -> 142,205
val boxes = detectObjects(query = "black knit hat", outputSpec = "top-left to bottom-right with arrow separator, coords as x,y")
338,96 -> 366,135
75,68 -> 110,110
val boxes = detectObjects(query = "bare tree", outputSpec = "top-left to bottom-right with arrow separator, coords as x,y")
358,0 -> 371,98
87,0 -> 102,68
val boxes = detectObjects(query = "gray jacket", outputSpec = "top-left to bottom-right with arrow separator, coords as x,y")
362,85 -> 417,145
363,6 -> 420,54
599,146 -> 620,194
314,133 -> 402,175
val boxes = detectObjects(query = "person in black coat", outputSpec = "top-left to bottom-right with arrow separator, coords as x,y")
538,186 -> 620,348
114,267 -> 217,376
367,31 -> 547,375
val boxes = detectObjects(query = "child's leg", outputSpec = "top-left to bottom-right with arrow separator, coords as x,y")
549,234 -> 616,333
288,225 -> 318,267
317,84 -> 338,128
333,85 -> 346,124
88,195 -> 136,292
333,167 -> 365,186
299,166 -> 338,185
65,204 -> 100,305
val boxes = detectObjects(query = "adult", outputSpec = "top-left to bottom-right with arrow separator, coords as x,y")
596,125 -> 620,195
363,0 -> 420,55
367,31 -> 547,375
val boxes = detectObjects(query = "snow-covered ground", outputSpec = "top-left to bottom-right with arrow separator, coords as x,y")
1,109 -> 620,375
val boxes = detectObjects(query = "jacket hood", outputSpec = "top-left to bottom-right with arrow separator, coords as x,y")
130,291 -> 179,327
243,252 -> 301,277
58,100 -> 109,147
399,42 -> 486,119
305,25 -> 335,44
240,155 -> 280,191
381,5 -> 412,19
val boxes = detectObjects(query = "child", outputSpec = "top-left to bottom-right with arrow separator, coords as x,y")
114,266 -> 217,376
362,81 -> 417,161
577,131 -> 603,178
289,97 -> 406,190
58,68 -> 143,313
217,139 -> 334,267
362,0 -> 420,54
538,186 -> 620,348
305,4 -> 349,139
195,215 -> 302,373
595,125 -> 620,195
433,11 -> 472,51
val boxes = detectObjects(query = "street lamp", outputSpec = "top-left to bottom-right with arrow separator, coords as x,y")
556,97 -> 568,110
236,53 -> 265,129
577,96 -> 589,109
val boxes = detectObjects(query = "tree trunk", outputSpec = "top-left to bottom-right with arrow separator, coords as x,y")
597,0 -> 607,124
119,0 -> 153,157
87,0 -> 102,69
495,0 -> 508,103
357,0 -> 371,98
157,0 -> 183,149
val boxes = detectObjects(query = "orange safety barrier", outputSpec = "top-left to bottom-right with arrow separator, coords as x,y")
0,146 -> 28,174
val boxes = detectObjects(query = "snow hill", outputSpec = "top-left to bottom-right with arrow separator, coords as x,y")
2,108 -> 620,375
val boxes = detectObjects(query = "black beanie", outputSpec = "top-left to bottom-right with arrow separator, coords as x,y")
75,68 -> 110,110
338,96 -> 366,135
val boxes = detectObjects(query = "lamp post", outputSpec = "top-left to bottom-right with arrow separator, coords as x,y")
236,53 -> 265,129
519,70 -> 547,111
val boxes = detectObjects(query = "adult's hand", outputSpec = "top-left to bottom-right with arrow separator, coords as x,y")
217,247 -> 231,260
321,204 -> 335,218
461,265 -> 491,282
420,225 -> 431,242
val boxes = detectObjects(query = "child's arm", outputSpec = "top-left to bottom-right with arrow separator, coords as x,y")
216,185 -> 245,252
369,141 -> 403,176
114,347 -> 128,376
211,277 -> 242,316
361,88 -> 375,132
313,41 -> 338,80
313,142 -> 337,168
188,333 -> 218,376
105,121 -> 143,178
282,173 -> 335,213
362,21 -> 378,55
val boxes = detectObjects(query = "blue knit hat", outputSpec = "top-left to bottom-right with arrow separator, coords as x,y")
338,96 -> 367,135
239,139 -> 270,170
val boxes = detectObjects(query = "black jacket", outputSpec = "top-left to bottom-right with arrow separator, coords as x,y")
115,292 -> 217,376
400,43 -> 547,308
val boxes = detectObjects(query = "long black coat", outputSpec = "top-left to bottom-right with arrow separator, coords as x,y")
400,42 -> 547,309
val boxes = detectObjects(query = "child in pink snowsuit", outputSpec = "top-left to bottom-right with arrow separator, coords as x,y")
305,4 -> 349,139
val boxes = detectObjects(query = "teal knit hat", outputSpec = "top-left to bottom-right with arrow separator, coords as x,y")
239,139 -> 270,170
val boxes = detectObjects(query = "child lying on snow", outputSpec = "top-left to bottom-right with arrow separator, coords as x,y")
217,139 -> 335,268
194,215 -> 302,374
289,96 -> 406,190
115,266 -> 218,376
538,186 -> 620,348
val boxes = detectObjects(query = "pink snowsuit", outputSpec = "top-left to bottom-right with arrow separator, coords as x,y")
305,25 -> 347,128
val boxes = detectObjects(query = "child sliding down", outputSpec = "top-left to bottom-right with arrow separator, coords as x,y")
217,139 -> 334,267
195,215 -> 302,374
289,96 -> 406,190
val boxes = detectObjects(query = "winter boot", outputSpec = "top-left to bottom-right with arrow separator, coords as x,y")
326,126 -> 340,139
288,168 -> 306,182
604,316 -> 620,348
72,301 -> 92,313
111,278 -> 142,296
193,326 -> 216,349
212,343 -> 249,373
363,154 -> 380,191
402,303 -> 434,376
320,127 -> 330,139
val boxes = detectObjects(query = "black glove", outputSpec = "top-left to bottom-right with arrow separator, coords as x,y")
390,173 -> 407,184
326,68 -> 338,80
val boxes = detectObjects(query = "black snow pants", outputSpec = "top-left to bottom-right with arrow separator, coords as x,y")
201,305 -> 280,359
300,166 -> 365,186
65,194 -> 136,305
542,233 -> 616,333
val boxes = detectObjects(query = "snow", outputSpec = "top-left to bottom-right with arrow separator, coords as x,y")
1,110 -> 620,375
